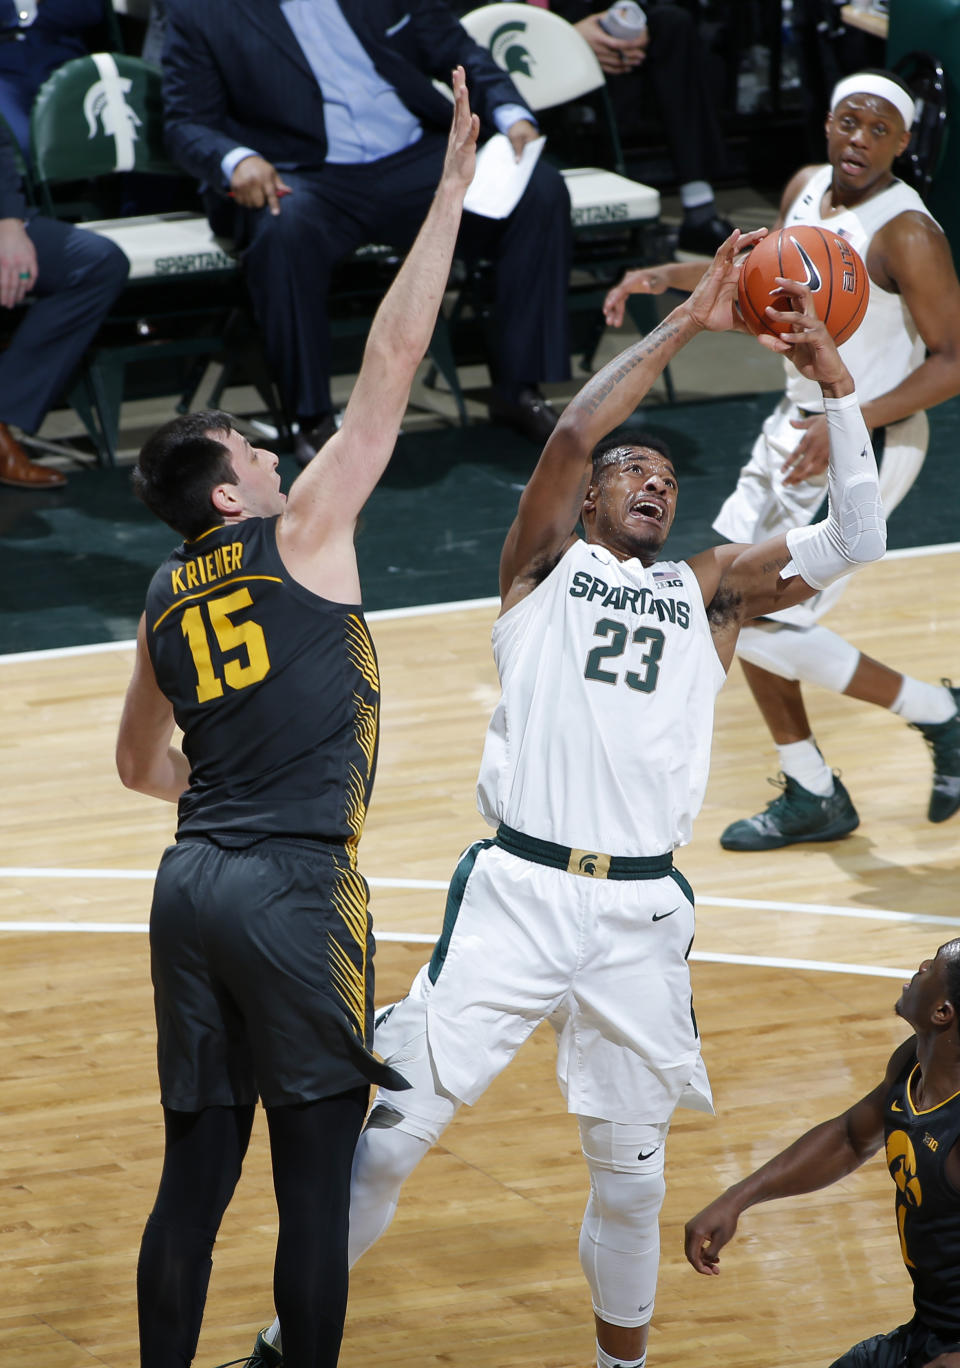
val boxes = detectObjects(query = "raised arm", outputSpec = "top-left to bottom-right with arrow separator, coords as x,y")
499,228 -> 766,601
274,68 -> 478,600
684,1037 -> 915,1276
689,277 -> 885,668
603,167 -> 811,326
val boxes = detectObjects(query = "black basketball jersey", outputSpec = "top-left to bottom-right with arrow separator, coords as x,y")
884,1056 -> 960,1334
144,516 -> 379,851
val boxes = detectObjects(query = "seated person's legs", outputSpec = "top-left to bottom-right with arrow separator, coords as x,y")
226,169 -> 374,462
0,215 -> 128,487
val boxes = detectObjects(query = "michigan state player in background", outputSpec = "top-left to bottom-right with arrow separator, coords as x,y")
685,939 -> 960,1368
115,70 -> 480,1368
604,69 -> 960,850
249,235 -> 887,1368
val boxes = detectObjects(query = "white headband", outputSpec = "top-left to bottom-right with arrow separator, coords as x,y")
830,73 -> 916,129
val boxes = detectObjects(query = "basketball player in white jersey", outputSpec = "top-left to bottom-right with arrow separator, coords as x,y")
249,235 -> 885,1368
603,69 -> 960,850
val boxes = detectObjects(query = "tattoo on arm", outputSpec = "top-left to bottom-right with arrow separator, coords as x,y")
577,319 -> 684,417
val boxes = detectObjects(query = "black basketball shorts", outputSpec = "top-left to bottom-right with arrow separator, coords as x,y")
149,835 -> 402,1110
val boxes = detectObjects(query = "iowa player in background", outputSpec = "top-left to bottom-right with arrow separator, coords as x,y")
114,71 -> 479,1368
685,939 -> 960,1368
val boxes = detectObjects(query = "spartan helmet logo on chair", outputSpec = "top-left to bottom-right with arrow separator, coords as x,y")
82,55 -> 142,171
490,20 -> 535,78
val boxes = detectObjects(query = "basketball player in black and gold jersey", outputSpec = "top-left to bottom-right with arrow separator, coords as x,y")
685,939 -> 960,1368
114,69 -> 479,1368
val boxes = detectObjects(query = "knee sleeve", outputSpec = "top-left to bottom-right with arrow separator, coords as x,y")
577,1116 -> 668,1329
347,1109 -> 433,1266
737,622 -> 860,693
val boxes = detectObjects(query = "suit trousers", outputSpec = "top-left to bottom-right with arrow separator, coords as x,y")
606,4 -> 727,185
217,132 -> 573,418
0,215 -> 129,433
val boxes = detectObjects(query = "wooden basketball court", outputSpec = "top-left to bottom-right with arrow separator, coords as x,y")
2,546 -> 958,1368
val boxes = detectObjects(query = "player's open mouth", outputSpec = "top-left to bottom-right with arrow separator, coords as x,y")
840,155 -> 867,173
630,498 -> 664,522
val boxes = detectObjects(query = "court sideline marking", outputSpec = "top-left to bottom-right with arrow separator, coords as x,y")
0,867 -> 949,981
1,541 -> 957,667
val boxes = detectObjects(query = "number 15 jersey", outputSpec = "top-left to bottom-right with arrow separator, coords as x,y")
144,516 -> 379,850
477,540 -> 726,857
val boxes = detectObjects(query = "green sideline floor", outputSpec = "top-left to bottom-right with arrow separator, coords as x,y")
1,388 -> 958,655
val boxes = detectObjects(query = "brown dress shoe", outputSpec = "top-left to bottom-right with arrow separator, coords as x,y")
0,423 -> 67,488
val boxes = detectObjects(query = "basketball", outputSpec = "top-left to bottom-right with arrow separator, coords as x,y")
737,225 -> 870,343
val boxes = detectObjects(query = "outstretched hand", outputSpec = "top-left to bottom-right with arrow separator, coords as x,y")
758,278 -> 850,389
683,228 -> 767,333
442,67 -> 480,190
603,265 -> 672,326
683,1194 -> 742,1275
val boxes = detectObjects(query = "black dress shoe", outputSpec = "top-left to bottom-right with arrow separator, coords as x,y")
675,215 -> 736,259
488,387 -> 559,445
293,413 -> 338,468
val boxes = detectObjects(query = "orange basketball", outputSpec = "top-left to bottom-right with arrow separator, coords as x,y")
737,225 -> 869,343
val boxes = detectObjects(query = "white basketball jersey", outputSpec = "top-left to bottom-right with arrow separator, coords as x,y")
782,165 -> 932,408
476,540 -> 727,856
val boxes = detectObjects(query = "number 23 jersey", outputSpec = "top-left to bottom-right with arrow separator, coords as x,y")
144,516 -> 379,846
477,540 -> 726,857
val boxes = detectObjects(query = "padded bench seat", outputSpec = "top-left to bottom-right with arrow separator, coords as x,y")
80,210 -> 238,279
561,167 -> 660,228
79,177 -> 659,284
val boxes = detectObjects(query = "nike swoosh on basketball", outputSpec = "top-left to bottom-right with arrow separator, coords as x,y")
788,236 -> 823,292
652,906 -> 680,922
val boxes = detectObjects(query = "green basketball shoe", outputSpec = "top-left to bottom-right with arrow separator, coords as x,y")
720,773 -> 860,851
245,1330 -> 283,1368
910,682 -> 960,823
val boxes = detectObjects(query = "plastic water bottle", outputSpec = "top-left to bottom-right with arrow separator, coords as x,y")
599,1 -> 647,39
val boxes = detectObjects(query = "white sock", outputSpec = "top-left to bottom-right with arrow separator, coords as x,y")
890,677 -> 957,724
679,179 -> 713,209
598,1345 -> 646,1368
264,1319 -> 281,1349
777,737 -> 834,796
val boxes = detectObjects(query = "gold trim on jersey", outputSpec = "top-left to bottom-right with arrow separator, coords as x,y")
904,1061 -> 960,1115
343,764 -> 366,869
185,524 -> 228,545
345,614 -> 380,692
329,865 -> 368,1037
151,575 -> 283,631
353,693 -> 378,780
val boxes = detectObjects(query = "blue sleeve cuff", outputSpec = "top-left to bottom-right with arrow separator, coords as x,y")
221,146 -> 260,187
493,104 -> 537,134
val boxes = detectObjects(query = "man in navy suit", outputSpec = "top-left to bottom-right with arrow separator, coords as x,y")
0,119 -> 128,487
0,0 -> 103,160
161,0 -> 573,462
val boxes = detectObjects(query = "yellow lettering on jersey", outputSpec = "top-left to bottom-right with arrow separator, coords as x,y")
170,542 -> 245,596
924,1133 -> 939,1152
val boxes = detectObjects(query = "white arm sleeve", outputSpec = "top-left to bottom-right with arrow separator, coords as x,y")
781,389 -> 886,591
